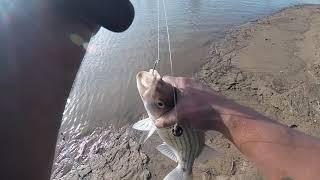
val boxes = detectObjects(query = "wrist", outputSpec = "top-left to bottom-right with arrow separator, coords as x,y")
219,109 -> 289,149
218,110 -> 249,142
210,101 -> 262,142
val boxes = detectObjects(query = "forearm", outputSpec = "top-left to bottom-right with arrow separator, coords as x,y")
14,43 -> 84,179
220,111 -> 320,180
0,3 -> 95,179
157,77 -> 320,179
0,0 -> 134,179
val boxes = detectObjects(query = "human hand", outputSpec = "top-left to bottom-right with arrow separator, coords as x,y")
155,76 -> 266,132
154,76 -> 229,131
154,77 -> 320,180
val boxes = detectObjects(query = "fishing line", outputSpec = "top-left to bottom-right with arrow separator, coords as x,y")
152,0 -> 160,73
153,0 -> 182,136
161,0 -> 173,75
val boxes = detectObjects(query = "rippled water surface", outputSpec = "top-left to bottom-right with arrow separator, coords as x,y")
61,0 -> 320,134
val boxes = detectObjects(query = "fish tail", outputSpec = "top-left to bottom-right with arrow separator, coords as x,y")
164,166 -> 192,180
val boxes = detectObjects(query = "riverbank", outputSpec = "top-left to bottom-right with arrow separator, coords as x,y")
51,4 -> 320,180
195,4 -> 320,179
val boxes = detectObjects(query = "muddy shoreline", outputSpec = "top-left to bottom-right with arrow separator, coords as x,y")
52,5 -> 320,180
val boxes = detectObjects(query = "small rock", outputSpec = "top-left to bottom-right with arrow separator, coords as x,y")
78,165 -> 92,177
214,175 -> 230,180
140,169 -> 151,180
96,148 -> 106,155
236,73 -> 245,82
61,170 -> 80,180
289,124 -> 298,128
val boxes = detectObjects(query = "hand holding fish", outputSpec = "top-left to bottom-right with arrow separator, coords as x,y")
147,74 -> 320,180
135,70 -> 223,180
153,76 -> 223,131
154,76 -> 258,132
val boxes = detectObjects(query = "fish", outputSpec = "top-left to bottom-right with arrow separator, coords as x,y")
133,69 -> 219,180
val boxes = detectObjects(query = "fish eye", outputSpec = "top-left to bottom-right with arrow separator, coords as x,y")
157,100 -> 165,109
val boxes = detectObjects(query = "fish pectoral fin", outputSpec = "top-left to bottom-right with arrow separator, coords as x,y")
133,117 -> 157,143
156,143 -> 178,162
139,125 -> 157,143
132,117 -> 155,131
195,145 -> 223,165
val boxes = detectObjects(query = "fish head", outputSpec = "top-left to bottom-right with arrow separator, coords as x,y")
136,69 -> 176,119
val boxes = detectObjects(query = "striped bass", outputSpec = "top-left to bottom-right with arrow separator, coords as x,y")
133,69 -> 218,180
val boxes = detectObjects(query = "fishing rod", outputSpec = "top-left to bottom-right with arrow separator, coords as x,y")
152,0 -> 183,137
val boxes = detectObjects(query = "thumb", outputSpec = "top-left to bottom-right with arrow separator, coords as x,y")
155,109 -> 177,128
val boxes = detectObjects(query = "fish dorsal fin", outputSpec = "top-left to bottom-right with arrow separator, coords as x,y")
156,143 -> 178,162
132,117 -> 154,131
195,145 -> 222,165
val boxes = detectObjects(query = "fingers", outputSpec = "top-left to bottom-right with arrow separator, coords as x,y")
162,76 -> 194,88
163,76 -> 216,94
162,76 -> 179,85
155,109 -> 177,128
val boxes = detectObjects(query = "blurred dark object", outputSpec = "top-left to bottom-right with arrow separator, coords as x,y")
289,124 -> 298,128
56,0 -> 135,32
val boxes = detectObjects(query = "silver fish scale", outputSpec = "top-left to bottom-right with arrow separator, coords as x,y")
157,125 -> 205,172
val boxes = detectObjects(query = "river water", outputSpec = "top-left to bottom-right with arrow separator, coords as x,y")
60,0 -> 320,135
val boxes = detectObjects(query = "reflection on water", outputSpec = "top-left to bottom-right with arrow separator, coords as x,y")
61,0 -> 320,135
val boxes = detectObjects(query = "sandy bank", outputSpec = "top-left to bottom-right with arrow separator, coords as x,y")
195,4 -> 320,180
51,4 -> 320,180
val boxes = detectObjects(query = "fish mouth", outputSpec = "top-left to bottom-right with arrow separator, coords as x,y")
136,69 -> 161,97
